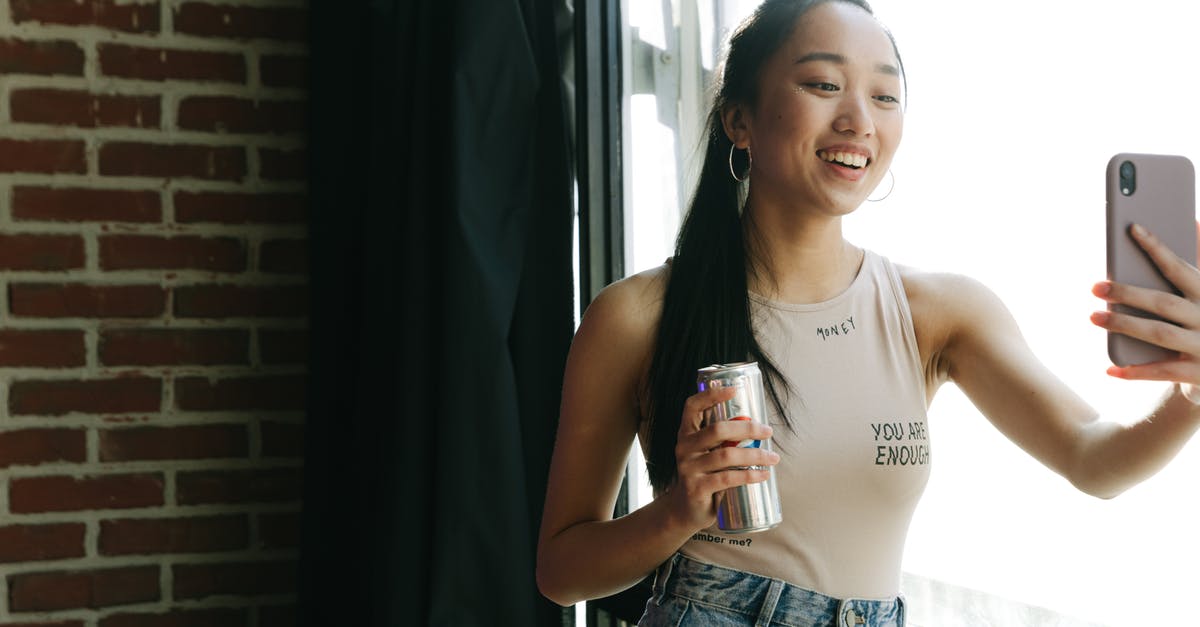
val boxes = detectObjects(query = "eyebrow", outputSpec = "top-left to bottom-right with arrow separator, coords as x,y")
793,51 -> 900,77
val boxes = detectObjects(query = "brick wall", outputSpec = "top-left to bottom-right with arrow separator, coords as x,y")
0,1 -> 308,626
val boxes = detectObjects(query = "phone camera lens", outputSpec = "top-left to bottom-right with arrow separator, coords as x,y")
1119,160 -> 1136,196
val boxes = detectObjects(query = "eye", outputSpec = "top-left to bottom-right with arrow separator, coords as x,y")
874,94 -> 900,104
803,82 -> 839,92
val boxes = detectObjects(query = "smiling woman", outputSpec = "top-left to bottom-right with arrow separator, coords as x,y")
555,1 -> 1200,626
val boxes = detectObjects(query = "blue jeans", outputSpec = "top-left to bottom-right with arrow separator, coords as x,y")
638,553 -> 905,627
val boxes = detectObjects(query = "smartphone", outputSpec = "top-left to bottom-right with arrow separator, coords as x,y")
1106,153 -> 1197,366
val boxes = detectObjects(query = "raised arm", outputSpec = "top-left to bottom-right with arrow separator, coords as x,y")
915,246 -> 1200,500
535,271 -> 777,606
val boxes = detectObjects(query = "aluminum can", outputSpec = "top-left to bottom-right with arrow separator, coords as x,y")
697,362 -> 782,533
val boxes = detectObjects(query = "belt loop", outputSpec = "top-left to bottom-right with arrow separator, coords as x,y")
651,553 -> 678,605
754,579 -> 784,627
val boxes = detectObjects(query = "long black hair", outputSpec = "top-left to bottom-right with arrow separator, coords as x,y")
642,0 -> 903,492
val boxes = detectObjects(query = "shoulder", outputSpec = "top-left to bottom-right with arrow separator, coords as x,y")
895,264 -> 1017,379
897,265 -> 1001,310
898,264 -> 1013,329
580,263 -> 669,339
568,263 -> 670,394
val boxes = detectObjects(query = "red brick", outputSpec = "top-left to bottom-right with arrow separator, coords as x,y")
12,89 -> 160,128
9,566 -> 160,611
258,329 -> 307,365
178,96 -> 305,134
0,234 -> 84,270
0,330 -> 85,367
12,0 -> 161,33
10,377 -> 162,416
256,512 -> 299,549
174,3 -> 305,41
100,608 -> 249,627
10,474 -> 164,513
100,329 -> 248,366
260,239 -> 307,274
99,515 -> 248,555
99,44 -> 244,83
13,186 -> 161,222
260,55 -> 306,88
0,138 -> 86,174
258,147 -> 305,181
176,468 -> 301,505
100,142 -> 245,181
11,283 -> 167,318
261,421 -> 303,458
100,424 -> 248,461
100,235 -> 246,271
0,428 -> 86,469
173,560 -> 297,599
0,523 -> 86,563
174,284 -> 307,318
0,38 -> 84,76
174,190 -> 305,224
258,604 -> 296,627
175,374 -> 305,411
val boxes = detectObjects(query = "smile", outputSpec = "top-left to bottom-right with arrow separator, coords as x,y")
817,150 -> 870,170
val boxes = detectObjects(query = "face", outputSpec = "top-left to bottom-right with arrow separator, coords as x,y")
726,2 -> 904,216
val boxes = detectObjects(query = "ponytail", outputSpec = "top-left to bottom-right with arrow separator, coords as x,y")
642,0 -> 884,492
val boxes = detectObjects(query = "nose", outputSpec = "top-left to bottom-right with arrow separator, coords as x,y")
833,91 -> 875,137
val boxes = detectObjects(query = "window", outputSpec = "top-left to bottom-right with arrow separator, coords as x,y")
623,1 -> 1200,626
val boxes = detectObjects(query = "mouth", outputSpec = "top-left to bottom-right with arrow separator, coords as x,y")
816,150 -> 871,170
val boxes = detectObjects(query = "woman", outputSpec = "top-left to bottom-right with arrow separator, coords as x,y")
536,1 -> 1200,625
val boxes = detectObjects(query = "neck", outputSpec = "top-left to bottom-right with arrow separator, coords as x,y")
744,203 -> 862,304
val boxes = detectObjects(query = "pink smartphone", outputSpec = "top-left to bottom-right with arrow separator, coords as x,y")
1106,153 -> 1196,366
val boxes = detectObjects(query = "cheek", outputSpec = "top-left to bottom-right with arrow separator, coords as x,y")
753,109 -> 818,157
869,116 -> 903,168
880,114 -> 904,149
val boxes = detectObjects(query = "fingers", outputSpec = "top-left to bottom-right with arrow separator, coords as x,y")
1093,281 -> 1200,329
686,467 -> 774,493
1129,224 -> 1200,297
1090,310 -> 1200,355
695,418 -> 774,451
675,396 -> 777,477
679,387 -> 737,436
1094,227 -> 1200,365
676,422 -> 777,470
682,441 -> 778,470
1106,359 -> 1195,383
669,390 -> 780,532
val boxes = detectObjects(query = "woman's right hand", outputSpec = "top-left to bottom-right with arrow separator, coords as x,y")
665,386 -> 780,532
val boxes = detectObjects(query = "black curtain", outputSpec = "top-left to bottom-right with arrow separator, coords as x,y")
300,1 -> 575,625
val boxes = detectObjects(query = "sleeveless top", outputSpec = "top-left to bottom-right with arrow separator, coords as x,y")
680,250 -> 930,600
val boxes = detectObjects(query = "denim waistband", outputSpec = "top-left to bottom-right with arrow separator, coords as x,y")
651,553 -> 905,627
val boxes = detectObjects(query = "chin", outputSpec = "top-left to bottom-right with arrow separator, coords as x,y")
825,192 -> 870,215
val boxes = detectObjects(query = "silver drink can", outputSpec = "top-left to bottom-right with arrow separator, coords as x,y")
697,362 -> 782,533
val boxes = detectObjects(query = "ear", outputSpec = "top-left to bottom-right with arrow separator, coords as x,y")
721,102 -> 752,149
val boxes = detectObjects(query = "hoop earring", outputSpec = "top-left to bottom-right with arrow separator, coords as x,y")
729,144 -> 751,183
867,169 -> 895,202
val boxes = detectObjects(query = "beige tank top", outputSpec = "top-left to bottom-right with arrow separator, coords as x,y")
680,250 -> 930,600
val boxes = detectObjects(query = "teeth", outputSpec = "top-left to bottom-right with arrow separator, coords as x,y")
818,150 -> 868,168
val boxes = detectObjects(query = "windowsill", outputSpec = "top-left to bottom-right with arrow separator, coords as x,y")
902,572 -> 1109,627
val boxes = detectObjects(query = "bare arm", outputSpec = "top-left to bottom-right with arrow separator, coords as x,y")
1082,223 -> 1200,495
916,259 -> 1200,500
535,272 -> 777,606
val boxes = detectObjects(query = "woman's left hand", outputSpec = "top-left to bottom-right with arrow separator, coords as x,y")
1090,222 -> 1200,393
